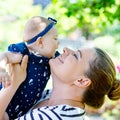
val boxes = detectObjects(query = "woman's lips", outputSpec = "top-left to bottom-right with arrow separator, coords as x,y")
58,57 -> 63,63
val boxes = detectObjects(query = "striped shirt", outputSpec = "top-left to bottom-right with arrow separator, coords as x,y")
15,90 -> 85,120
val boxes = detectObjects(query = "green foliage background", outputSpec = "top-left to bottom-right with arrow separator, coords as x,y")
0,0 -> 41,51
47,0 -> 120,37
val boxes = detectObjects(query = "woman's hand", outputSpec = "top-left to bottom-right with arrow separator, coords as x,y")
9,55 -> 28,87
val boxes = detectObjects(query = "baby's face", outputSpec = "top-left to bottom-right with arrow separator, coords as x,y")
41,27 -> 59,58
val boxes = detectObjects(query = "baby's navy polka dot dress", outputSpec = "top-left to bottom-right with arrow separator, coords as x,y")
6,42 -> 51,119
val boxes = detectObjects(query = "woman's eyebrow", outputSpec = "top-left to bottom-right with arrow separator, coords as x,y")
78,50 -> 82,58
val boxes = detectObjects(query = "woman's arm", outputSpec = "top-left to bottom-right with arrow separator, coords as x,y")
0,55 -> 28,120
0,83 -> 21,120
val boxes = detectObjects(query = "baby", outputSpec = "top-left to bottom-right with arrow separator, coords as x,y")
0,16 -> 59,119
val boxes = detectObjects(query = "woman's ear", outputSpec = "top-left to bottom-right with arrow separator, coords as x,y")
36,37 -> 43,47
74,77 -> 91,88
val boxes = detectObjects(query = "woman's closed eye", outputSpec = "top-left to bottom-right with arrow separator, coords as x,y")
72,53 -> 78,59
72,51 -> 82,60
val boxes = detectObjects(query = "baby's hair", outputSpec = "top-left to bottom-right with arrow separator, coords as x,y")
23,16 -> 57,43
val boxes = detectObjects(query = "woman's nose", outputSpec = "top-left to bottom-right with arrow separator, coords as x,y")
63,47 -> 71,55
63,47 -> 74,55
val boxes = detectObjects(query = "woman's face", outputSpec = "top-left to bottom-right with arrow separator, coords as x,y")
49,47 -> 96,83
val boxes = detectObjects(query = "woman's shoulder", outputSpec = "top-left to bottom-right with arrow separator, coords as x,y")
17,89 -> 85,120
17,104 -> 85,120
40,89 -> 85,115
31,104 -> 85,120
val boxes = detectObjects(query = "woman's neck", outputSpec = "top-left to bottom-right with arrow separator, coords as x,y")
48,87 -> 85,109
48,98 -> 85,109
33,86 -> 85,110
46,75 -> 85,109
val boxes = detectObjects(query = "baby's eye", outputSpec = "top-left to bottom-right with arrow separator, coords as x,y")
73,53 -> 78,59
54,38 -> 57,40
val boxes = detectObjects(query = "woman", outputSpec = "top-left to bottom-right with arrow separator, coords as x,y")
1,47 -> 120,120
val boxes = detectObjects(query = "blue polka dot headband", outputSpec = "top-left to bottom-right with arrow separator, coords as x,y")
27,17 -> 57,44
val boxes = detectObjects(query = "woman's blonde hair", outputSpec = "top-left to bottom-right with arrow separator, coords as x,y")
83,47 -> 120,108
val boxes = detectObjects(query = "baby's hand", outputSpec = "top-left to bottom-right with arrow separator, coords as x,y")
0,71 -> 11,88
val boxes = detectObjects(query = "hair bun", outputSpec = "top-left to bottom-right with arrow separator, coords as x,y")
108,79 -> 120,100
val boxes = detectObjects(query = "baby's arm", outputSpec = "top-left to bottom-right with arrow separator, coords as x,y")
0,51 -> 22,64
0,52 -> 22,88
0,55 -> 28,120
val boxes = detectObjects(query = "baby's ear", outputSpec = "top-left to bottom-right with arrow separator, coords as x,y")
74,77 -> 91,88
36,37 -> 43,47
